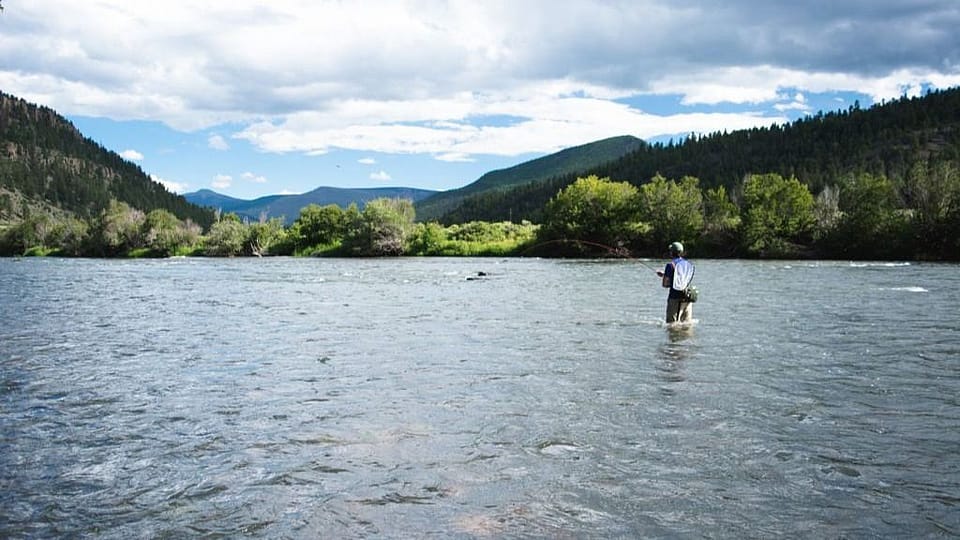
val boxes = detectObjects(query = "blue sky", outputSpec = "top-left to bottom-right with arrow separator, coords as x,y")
3,1 -> 959,200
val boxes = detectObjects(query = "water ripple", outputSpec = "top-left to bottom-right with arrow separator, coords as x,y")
1,257 -> 958,537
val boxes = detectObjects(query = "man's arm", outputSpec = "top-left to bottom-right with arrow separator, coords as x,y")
658,264 -> 672,288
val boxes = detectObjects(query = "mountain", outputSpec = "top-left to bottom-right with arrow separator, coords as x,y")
598,89 -> 960,194
441,87 -> 960,224
0,91 -> 214,227
184,186 -> 437,225
414,135 -> 645,222
186,135 -> 642,225
180,189 -> 253,210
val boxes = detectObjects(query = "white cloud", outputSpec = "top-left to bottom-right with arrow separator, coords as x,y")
358,157 -> 376,165
775,92 -> 811,113
3,0 -> 958,158
241,172 -> 267,183
435,152 -> 474,163
208,134 -> 230,150
152,174 -> 187,193
234,91 -> 788,158
120,149 -> 144,161
212,174 -> 232,189
370,170 -> 392,182
649,65 -> 960,109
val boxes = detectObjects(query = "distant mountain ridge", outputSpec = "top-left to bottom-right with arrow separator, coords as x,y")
414,135 -> 645,222
184,186 -> 437,225
186,136 -> 645,225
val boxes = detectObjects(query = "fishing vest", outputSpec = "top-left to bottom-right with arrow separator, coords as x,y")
670,257 -> 695,291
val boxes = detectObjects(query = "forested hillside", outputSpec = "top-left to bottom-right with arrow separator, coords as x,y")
0,92 -> 213,227
441,88 -> 960,225
415,135 -> 644,222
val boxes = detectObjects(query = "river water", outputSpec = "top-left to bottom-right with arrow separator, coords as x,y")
1,257 -> 958,538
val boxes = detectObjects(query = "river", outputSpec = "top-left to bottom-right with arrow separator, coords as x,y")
1,257 -> 958,538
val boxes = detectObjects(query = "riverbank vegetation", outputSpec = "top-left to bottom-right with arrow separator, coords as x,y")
3,163 -> 957,260
532,165 -> 959,260
0,197 -> 539,258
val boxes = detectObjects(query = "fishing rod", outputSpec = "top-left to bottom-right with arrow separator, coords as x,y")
519,238 -> 661,274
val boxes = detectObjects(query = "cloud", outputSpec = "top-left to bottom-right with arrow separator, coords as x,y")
212,174 -> 232,189
435,152 -> 474,163
774,92 -> 812,113
208,134 -> 230,150
370,170 -> 392,182
151,174 -> 187,193
3,0 -> 959,157
358,157 -> 376,165
120,149 -> 144,161
241,171 -> 267,183
234,92 -> 787,158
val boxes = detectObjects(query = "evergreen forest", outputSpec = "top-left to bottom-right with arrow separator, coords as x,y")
0,92 -> 214,228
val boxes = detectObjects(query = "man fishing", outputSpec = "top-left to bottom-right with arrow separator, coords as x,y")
656,242 -> 695,323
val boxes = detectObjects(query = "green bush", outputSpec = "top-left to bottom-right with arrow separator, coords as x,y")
740,173 -> 815,256
407,220 -> 537,256
204,215 -> 247,256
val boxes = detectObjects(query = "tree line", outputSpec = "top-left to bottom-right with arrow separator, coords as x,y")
0,197 -> 537,258
536,166 -> 959,260
3,163 -> 958,260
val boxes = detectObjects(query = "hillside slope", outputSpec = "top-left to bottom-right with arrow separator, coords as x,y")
414,135 -> 645,222
0,92 -> 214,227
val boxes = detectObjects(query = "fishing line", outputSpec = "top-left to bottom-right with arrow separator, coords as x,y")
519,238 -> 661,274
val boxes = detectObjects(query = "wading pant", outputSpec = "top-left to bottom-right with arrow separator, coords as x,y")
666,298 -> 693,323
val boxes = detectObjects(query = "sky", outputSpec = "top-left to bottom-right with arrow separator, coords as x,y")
2,1 -> 959,200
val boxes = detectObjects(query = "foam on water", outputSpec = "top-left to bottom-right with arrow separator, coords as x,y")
850,261 -> 912,268
882,286 -> 929,292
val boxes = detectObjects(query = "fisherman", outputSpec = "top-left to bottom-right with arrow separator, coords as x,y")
656,241 -> 695,323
